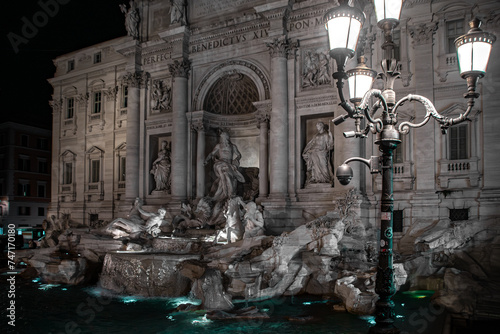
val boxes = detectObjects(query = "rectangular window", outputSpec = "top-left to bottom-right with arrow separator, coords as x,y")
93,92 -> 102,114
450,124 -> 468,160
393,139 -> 403,163
38,159 -> 48,173
89,213 -> 99,222
393,210 -> 403,233
21,134 -> 29,147
94,52 -> 102,64
119,156 -> 126,181
68,59 -> 75,72
37,138 -> 49,150
18,156 -> 30,171
38,207 -> 45,216
37,183 -> 46,197
18,182 -> 30,197
66,97 -> 75,119
450,208 -> 469,221
90,159 -> 100,183
446,20 -> 464,54
121,85 -> 128,108
18,206 -> 31,216
63,162 -> 73,184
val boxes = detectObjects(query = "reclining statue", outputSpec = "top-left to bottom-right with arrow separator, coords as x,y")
101,198 -> 167,239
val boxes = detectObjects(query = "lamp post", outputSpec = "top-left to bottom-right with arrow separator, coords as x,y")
324,1 -> 496,333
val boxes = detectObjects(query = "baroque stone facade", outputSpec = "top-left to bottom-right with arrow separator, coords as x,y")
48,0 -> 500,241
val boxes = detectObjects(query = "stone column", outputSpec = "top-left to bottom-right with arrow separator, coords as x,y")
192,120 -> 206,199
408,22 -> 439,219
254,101 -> 271,199
123,71 -> 148,201
266,37 -> 294,197
168,59 -> 190,201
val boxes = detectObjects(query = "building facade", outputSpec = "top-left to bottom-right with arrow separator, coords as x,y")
48,0 -> 500,239
0,122 -> 51,229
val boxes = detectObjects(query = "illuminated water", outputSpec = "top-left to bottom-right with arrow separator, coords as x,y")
1,277 -> 445,334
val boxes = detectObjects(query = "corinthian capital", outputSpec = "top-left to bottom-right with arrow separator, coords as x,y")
49,99 -> 63,112
266,37 -> 298,58
122,71 -> 150,88
168,59 -> 191,79
408,22 -> 438,46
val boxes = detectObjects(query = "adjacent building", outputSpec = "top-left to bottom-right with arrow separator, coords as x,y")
47,0 -> 500,242
0,122 -> 51,230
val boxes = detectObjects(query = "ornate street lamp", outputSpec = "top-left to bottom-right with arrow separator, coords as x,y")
324,1 -> 496,333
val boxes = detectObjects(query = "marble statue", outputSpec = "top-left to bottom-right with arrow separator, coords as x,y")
102,198 -> 166,238
302,121 -> 334,185
242,201 -> 265,238
119,1 -> 140,39
169,0 -> 187,25
204,131 -> 245,202
173,198 -> 213,232
137,205 -> 167,237
150,140 -> 171,192
216,196 -> 244,244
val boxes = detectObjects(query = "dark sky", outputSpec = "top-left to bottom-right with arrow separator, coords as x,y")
1,0 -> 126,129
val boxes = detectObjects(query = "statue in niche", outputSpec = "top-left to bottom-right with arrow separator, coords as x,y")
151,80 -> 172,112
101,198 -> 167,238
151,140 -> 171,192
242,201 -> 265,238
302,121 -> 334,186
204,131 -> 245,202
119,1 -> 140,39
169,0 -> 187,25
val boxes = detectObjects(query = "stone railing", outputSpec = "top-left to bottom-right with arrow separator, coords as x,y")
438,157 -> 480,188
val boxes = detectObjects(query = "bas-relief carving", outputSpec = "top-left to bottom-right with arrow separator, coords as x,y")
302,48 -> 331,88
151,79 -> 172,113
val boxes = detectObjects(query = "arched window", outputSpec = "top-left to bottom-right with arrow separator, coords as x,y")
203,72 -> 259,115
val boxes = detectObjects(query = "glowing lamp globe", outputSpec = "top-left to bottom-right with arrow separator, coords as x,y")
324,0 -> 365,66
346,56 -> 377,104
373,0 -> 403,28
455,18 -> 496,79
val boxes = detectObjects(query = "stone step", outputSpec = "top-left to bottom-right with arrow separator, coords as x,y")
475,297 -> 500,320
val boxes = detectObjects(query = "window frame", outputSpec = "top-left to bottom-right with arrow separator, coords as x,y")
93,91 -> 102,114
66,97 -> 75,119
449,123 -> 468,160
446,19 -> 464,54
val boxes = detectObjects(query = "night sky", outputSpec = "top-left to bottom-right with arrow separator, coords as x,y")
1,0 -> 126,129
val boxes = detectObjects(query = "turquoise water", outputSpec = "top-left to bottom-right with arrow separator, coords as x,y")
1,276 -> 445,334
